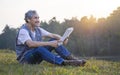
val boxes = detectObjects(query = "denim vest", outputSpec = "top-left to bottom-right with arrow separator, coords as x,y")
15,24 -> 42,60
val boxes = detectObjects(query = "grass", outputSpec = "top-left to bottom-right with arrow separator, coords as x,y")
0,50 -> 120,75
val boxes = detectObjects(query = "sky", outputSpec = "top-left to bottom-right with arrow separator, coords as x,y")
0,0 -> 120,33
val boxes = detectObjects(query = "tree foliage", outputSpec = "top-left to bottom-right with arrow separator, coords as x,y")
0,25 -> 17,50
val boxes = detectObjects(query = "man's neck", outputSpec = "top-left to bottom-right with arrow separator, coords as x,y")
26,23 -> 35,32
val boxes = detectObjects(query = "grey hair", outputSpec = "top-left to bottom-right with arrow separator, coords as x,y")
24,10 -> 37,23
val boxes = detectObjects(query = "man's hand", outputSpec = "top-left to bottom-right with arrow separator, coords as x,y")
57,37 -> 69,46
63,38 -> 69,45
49,40 -> 58,48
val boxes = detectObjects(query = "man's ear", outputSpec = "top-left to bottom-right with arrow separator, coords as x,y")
27,19 -> 30,22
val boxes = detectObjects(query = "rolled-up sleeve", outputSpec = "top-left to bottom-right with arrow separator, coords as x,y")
39,27 -> 51,36
17,29 -> 31,45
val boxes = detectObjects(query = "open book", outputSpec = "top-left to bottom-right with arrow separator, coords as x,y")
60,27 -> 74,41
58,27 -> 74,45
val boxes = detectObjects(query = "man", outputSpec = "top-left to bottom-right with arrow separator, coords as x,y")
15,10 -> 86,66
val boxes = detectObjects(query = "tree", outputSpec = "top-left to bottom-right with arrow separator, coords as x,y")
0,25 -> 17,50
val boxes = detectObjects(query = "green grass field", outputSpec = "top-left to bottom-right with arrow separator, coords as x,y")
0,50 -> 120,75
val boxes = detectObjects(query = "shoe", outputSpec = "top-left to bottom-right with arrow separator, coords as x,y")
65,54 -> 78,60
62,59 -> 86,66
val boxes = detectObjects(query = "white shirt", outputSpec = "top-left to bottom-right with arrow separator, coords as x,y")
17,27 -> 51,45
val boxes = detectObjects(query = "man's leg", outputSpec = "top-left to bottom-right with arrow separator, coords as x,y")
21,46 -> 86,66
55,45 -> 86,66
21,49 -> 43,64
48,38 -> 71,59
44,46 -> 54,52
23,46 -> 64,65
55,45 -> 71,59
46,38 -> 86,66
48,38 -> 78,60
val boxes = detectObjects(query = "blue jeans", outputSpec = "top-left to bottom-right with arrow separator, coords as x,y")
20,45 -> 71,65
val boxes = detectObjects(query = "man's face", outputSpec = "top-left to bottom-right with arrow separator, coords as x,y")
29,13 -> 40,27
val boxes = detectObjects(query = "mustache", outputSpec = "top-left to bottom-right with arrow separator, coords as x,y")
35,21 -> 40,23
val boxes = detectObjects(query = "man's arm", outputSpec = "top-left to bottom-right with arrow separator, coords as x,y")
47,33 -> 69,45
46,33 -> 69,45
18,29 -> 59,48
26,39 -> 58,48
46,33 -> 62,40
